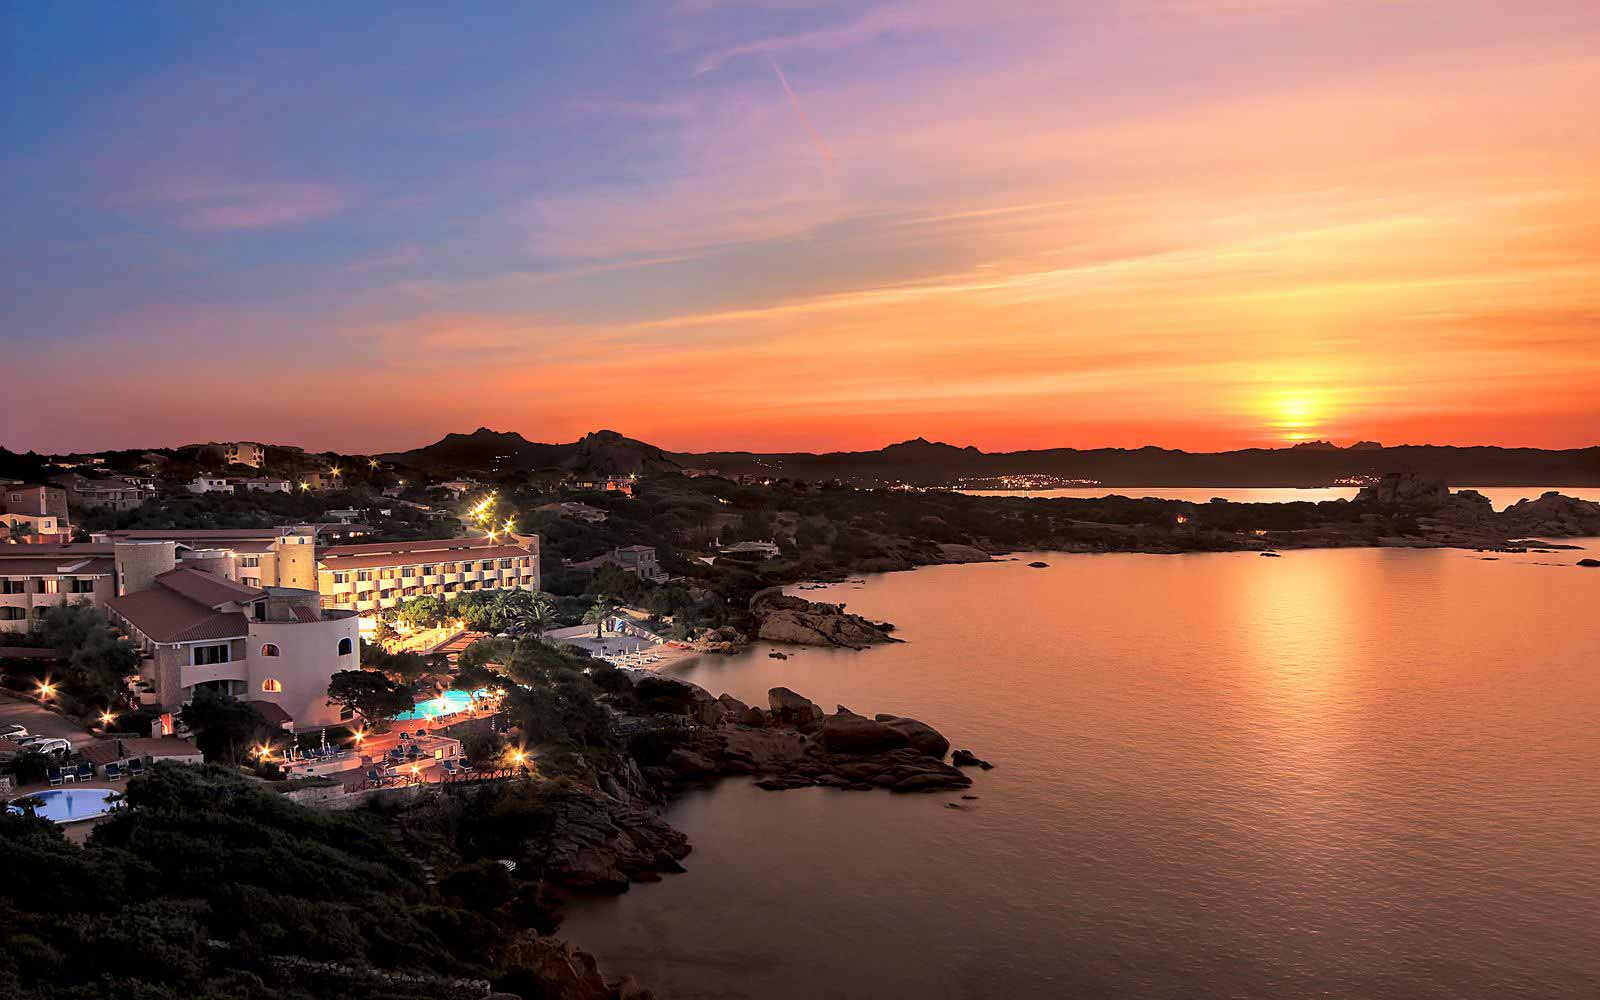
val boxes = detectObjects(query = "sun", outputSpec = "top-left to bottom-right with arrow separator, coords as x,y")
1269,390 -> 1323,440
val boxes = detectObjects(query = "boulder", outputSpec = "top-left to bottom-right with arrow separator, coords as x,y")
937,543 -> 993,564
716,693 -> 750,715
1028,561 -> 1050,568
820,711 -> 910,755
874,714 -> 951,759
768,687 -> 823,725
891,771 -> 970,793
1579,558 -> 1600,568
1355,473 -> 1451,509
664,749 -> 717,777
951,749 -> 994,769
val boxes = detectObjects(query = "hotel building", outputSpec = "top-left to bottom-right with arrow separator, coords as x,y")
106,556 -> 359,731
316,536 -> 540,619
0,544 -> 116,632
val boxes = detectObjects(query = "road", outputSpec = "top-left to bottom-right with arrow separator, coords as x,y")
0,691 -> 91,747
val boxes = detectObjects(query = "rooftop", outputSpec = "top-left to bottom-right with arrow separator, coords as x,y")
155,567 -> 264,608
107,588 -> 249,644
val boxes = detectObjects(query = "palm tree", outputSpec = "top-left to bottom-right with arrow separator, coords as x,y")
581,602 -> 612,640
513,594 -> 556,640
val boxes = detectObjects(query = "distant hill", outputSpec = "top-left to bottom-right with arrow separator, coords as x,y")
381,429 -> 1599,487
379,428 -> 683,477
673,438 -> 1600,487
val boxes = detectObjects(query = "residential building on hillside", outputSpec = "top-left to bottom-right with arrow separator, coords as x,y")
2,484 -> 72,543
186,475 -> 234,494
241,477 -> 292,493
570,477 -> 636,496
316,536 -> 540,623
49,472 -> 154,512
569,544 -> 665,582
223,442 -> 266,468
719,539 -> 782,559
535,501 -> 609,524
106,565 -> 359,732
0,544 -> 116,631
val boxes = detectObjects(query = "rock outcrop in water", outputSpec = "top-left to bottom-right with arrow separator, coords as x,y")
751,588 -> 900,649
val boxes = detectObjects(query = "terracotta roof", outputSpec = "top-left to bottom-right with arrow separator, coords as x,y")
0,555 -> 115,577
104,528 -> 295,539
245,700 -> 294,726
120,737 -> 203,758
107,588 -> 249,644
319,536 -> 503,557
155,568 -> 263,608
290,605 -> 319,623
319,543 -> 534,571
79,741 -> 125,766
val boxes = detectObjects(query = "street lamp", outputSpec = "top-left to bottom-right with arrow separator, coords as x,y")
99,710 -> 116,727
37,681 -> 55,699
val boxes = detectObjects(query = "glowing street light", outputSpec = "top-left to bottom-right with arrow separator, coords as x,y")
37,681 -> 55,699
299,481 -> 311,491
369,459 -> 380,470
510,749 -> 527,767
99,710 -> 116,727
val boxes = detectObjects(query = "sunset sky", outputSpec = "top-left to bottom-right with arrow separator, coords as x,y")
4,1 -> 1599,455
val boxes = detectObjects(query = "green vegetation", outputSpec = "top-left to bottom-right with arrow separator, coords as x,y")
325,670 -> 415,731
180,689 -> 275,764
0,604 -> 139,716
0,763 -> 583,999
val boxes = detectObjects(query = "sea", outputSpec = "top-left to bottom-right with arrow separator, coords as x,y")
958,485 -> 1600,509
560,538 -> 1600,999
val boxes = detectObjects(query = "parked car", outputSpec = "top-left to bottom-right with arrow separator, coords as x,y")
17,737 -> 71,758
0,723 -> 29,739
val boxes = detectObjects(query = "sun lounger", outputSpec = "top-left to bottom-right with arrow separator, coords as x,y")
127,758 -> 145,777
47,767 -> 64,786
440,759 -> 457,774
75,762 -> 93,781
104,762 -> 123,781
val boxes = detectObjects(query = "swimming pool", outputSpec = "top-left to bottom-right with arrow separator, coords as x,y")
395,689 -> 483,721
8,787 -> 119,823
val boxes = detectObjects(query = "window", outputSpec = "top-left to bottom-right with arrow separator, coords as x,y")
356,570 -> 373,582
332,571 -> 350,584
38,579 -> 59,594
253,601 -> 267,619
240,556 -> 261,568
0,607 -> 25,621
1,579 -> 24,595
260,643 -> 281,657
70,578 -> 96,593
261,678 -> 282,693
337,637 -> 353,656
193,644 -> 230,665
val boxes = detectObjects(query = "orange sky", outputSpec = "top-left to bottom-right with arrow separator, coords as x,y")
5,2 -> 1599,454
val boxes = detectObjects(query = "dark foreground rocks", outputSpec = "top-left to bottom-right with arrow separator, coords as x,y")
1579,558 -> 1600,568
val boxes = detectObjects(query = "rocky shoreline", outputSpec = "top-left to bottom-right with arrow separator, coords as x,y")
521,680 -> 981,901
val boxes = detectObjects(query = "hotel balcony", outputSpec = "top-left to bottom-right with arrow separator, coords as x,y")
181,660 -> 249,689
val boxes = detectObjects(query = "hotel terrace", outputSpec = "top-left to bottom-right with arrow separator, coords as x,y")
316,536 -> 540,619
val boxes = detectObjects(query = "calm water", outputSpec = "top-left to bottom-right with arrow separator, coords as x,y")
961,485 -> 1600,510
561,543 -> 1600,999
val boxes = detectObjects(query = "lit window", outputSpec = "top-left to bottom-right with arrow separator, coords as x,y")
261,678 -> 282,693
260,643 -> 281,657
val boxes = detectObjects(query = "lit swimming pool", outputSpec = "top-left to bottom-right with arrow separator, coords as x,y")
395,688 -> 483,721
8,787 -> 119,823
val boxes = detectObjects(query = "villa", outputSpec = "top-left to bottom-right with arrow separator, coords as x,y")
106,560 -> 360,732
